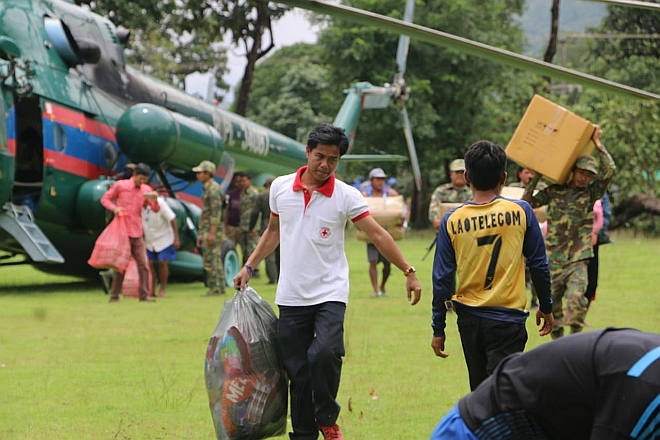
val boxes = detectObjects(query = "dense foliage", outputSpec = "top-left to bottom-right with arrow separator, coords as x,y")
76,1 -> 658,230
75,0 -> 229,99
246,44 -> 335,142
567,3 -> 659,231
257,0 -> 533,225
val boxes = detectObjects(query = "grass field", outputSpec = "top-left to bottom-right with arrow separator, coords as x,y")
0,230 -> 658,439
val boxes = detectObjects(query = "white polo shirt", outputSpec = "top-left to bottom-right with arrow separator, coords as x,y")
270,167 -> 369,306
142,196 -> 177,252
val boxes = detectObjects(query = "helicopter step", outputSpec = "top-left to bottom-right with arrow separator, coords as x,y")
0,203 -> 64,264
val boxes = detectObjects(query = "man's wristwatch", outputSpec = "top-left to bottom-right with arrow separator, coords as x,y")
403,266 -> 416,276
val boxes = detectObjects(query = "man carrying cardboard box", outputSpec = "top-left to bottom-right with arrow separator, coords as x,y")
361,168 -> 401,298
522,125 -> 615,339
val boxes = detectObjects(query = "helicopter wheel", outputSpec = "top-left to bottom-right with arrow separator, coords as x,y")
221,239 -> 240,287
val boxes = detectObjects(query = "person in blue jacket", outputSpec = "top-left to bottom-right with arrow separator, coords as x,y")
430,327 -> 660,440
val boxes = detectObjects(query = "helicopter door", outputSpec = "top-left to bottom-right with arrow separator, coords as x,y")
12,95 -> 43,210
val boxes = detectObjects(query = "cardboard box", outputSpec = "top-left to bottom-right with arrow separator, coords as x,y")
436,202 -> 462,221
501,186 -> 547,222
356,196 -> 406,242
506,95 -> 595,184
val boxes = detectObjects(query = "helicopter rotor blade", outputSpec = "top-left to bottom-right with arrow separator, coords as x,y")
393,0 -> 423,191
580,0 -> 660,10
395,0 -> 415,78
401,106 -> 422,191
278,0 -> 659,101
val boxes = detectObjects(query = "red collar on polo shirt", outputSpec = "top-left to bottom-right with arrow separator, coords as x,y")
293,166 -> 335,209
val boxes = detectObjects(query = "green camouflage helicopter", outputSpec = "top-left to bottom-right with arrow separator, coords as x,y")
0,0 -> 656,284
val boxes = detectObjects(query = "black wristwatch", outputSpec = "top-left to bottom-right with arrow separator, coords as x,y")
403,266 -> 416,276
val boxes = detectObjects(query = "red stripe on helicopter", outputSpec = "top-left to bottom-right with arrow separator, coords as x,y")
44,149 -> 109,179
7,139 -> 16,155
175,191 -> 202,207
43,102 -> 116,142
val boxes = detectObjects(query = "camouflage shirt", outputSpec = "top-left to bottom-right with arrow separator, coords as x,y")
428,183 -> 472,222
250,189 -> 271,235
199,179 -> 223,233
239,186 -> 259,232
527,147 -> 616,267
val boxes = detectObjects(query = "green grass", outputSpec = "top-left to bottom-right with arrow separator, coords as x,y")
0,231 -> 658,439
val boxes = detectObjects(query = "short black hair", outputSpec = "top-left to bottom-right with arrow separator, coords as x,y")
464,140 -> 507,191
134,163 -> 151,176
307,123 -> 349,156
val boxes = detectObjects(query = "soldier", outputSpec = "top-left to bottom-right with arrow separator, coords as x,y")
194,160 -> 225,296
509,166 -> 547,190
239,173 -> 259,267
428,158 -> 472,230
510,166 -> 547,309
250,177 -> 279,284
224,172 -> 243,262
523,125 -> 615,338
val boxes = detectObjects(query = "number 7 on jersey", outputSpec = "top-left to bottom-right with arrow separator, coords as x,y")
477,234 -> 502,290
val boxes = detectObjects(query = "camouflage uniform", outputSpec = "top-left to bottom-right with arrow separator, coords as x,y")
510,180 -> 547,307
199,179 -> 225,294
526,148 -> 616,338
428,183 -> 472,224
238,185 -> 259,265
250,189 -> 279,284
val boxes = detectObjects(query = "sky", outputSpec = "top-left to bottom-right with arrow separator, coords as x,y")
185,9 -> 322,105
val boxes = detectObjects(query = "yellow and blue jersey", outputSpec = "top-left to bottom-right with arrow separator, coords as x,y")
432,196 -> 551,336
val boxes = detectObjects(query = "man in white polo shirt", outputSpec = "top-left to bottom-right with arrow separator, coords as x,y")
234,124 -> 422,440
143,196 -> 180,297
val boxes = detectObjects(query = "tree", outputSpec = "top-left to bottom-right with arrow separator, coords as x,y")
76,0 -> 229,97
570,3 -> 659,232
317,0 -> 529,227
246,44 -> 336,141
543,0 -> 561,63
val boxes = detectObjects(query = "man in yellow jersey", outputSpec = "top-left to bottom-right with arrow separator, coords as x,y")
431,140 -> 553,391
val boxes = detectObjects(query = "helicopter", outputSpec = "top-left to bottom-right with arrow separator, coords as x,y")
0,0 -> 656,285
0,0 -> 415,283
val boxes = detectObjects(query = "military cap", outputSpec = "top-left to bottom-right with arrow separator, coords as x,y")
193,160 -> 216,173
574,155 -> 598,174
449,159 -> 465,172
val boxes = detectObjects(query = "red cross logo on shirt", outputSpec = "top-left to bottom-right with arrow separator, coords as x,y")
319,227 -> 331,239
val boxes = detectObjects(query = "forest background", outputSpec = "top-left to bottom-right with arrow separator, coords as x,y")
75,0 -> 659,233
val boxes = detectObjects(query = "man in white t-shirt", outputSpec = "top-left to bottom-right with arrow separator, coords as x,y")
143,196 -> 180,297
234,124 -> 422,440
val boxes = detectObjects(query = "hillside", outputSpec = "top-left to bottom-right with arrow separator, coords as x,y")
520,0 -> 607,56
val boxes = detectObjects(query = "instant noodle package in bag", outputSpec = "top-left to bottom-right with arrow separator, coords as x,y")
205,286 -> 287,440
88,217 -> 131,273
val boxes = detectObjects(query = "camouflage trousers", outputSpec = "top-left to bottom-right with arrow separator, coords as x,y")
264,245 -> 280,284
225,225 -> 258,265
550,260 -> 589,339
201,231 -> 225,294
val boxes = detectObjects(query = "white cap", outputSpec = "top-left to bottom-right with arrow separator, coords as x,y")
369,168 -> 387,179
